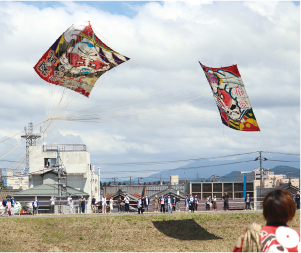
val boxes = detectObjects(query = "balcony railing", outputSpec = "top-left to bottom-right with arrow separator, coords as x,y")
43,144 -> 87,152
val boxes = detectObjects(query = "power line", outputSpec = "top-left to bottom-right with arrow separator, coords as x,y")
98,159 -> 256,174
93,151 -> 258,166
267,159 -> 300,163
263,151 -> 300,156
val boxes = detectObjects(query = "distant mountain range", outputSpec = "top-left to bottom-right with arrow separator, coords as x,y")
142,153 -> 300,183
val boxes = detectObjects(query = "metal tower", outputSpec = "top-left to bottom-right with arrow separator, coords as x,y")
21,122 -> 41,175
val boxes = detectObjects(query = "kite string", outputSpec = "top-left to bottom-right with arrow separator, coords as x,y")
259,130 -> 269,153
223,124 -> 229,151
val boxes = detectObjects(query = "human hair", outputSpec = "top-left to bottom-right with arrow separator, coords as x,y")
263,189 -> 296,224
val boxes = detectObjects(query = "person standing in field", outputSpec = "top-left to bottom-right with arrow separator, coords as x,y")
124,194 -> 130,213
137,196 -> 143,214
143,195 -> 150,213
166,195 -> 173,214
91,196 -> 96,213
194,195 -> 199,212
102,195 -> 107,214
1,197 -> 8,217
109,197 -> 114,213
10,196 -> 15,216
222,192 -> 229,211
175,196 -> 180,212
185,195 -> 189,213
159,195 -> 166,213
206,196 -> 211,211
245,194 -> 252,210
212,195 -> 217,211
153,194 -> 159,212
50,196 -> 55,214
189,194 -> 195,213
117,196 -> 123,213
69,197 -> 73,214
32,196 -> 39,216
80,196 -> 85,213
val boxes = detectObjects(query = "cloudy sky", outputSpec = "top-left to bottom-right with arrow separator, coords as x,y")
0,1 -> 299,183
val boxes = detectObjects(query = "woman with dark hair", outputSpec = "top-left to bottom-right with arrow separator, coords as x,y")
233,189 -> 300,252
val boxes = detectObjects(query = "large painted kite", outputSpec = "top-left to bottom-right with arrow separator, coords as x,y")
34,21 -> 130,97
199,62 -> 260,131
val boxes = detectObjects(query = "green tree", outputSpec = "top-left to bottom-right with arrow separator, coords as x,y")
118,182 -> 121,185
103,182 -> 107,187
122,182 -> 126,185
108,181 -> 111,186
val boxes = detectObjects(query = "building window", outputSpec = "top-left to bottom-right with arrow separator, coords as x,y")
234,183 -> 243,191
213,183 -> 222,192
202,183 -> 212,192
224,183 -> 233,192
44,158 -> 56,168
192,184 -> 201,192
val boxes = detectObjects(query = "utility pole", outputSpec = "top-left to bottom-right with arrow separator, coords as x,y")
113,177 -> 118,185
197,172 -> 199,182
138,177 -> 143,185
57,149 -> 61,214
259,151 -> 263,196
255,151 -> 267,196
130,177 -> 132,185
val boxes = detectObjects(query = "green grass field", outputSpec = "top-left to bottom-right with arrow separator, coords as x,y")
0,211 -> 299,252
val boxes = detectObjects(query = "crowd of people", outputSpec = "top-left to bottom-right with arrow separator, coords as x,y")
0,190 -> 299,216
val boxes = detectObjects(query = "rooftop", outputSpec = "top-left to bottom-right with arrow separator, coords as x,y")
43,144 -> 87,152
7,184 -> 89,198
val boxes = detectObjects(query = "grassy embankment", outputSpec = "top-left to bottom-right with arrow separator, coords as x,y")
0,211 -> 299,252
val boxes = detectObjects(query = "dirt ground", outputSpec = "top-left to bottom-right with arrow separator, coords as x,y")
0,211 -> 299,252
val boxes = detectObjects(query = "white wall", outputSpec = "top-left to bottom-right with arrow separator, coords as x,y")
29,145 -> 100,211
6,172 -> 29,190
29,146 -> 90,174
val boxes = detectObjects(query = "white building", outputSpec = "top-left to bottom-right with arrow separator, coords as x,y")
170,175 -> 179,185
237,168 -> 272,182
237,168 -> 299,189
6,172 -> 29,190
28,144 -> 100,211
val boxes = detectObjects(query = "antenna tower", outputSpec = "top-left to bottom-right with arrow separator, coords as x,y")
21,122 -> 41,175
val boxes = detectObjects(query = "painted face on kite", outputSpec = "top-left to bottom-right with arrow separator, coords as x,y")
199,62 -> 260,131
216,89 -> 241,120
66,42 -> 109,75
34,21 -> 130,97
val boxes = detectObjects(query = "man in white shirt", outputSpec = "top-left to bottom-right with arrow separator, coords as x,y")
50,196 -> 55,214
160,195 -> 166,213
166,195 -> 173,214
137,196 -> 143,214
124,194 -> 130,213
102,196 -> 107,213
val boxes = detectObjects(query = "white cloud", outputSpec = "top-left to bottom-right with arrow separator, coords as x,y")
0,1 -> 299,178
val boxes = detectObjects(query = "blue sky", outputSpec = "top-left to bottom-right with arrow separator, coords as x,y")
20,1 -> 161,18
19,1 -> 300,10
